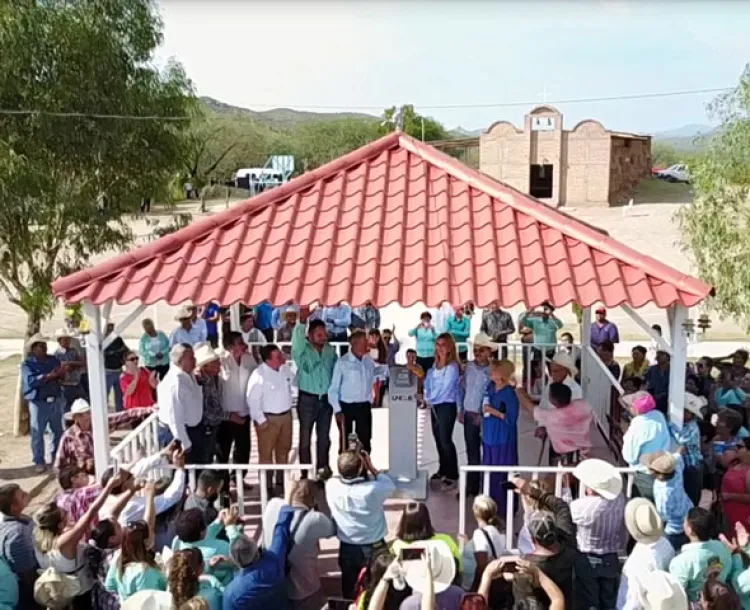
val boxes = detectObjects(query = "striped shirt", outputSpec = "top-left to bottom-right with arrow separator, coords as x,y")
653,454 -> 694,535
0,516 -> 36,575
570,493 -> 626,554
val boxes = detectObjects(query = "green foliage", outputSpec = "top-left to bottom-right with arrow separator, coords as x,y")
381,105 -> 450,141
652,142 -> 693,168
152,213 -> 193,238
286,118 -> 381,170
0,0 -> 194,329
678,65 -> 750,324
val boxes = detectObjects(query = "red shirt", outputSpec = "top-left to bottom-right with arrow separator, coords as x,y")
120,368 -> 154,410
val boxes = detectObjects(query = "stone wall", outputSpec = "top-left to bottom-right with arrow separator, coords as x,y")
609,136 -> 652,204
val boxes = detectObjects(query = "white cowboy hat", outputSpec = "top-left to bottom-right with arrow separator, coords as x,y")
551,351 -> 578,376
174,305 -> 193,321
70,399 -> 91,416
572,458 -> 623,500
25,332 -> 49,352
54,328 -> 73,339
122,590 -> 173,610
638,571 -> 688,610
472,332 -> 499,351
403,540 -> 456,595
194,343 -> 219,368
685,392 -> 706,419
625,498 -> 664,545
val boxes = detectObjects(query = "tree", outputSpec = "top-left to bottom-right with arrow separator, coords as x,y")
0,0 -> 194,337
678,65 -> 750,325
288,117 -> 381,170
381,105 -> 450,141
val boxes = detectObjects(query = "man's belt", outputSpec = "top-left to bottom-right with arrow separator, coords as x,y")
299,390 -> 328,401
264,410 -> 292,417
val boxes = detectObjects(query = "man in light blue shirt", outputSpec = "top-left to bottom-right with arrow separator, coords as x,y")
170,307 -> 206,347
458,334 -> 494,496
519,301 -> 564,359
322,302 -> 352,344
326,450 -> 395,599
328,331 -> 382,454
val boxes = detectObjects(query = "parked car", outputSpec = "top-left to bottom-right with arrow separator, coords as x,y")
657,164 -> 690,183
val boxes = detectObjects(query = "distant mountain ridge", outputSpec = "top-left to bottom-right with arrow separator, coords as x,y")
200,96 -> 376,127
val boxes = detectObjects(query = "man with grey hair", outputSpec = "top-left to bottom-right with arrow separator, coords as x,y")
224,504 -> 295,607
156,343 -> 203,461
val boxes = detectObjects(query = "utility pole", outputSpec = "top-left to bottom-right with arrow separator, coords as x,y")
421,117 -> 425,141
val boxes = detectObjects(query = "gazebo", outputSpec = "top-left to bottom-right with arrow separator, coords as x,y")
53,131 -> 713,477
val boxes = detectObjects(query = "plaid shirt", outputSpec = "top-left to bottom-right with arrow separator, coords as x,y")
199,374 -> 223,427
571,493 -> 626,554
653,453 -> 694,534
56,485 -> 101,529
54,408 -> 153,470
671,420 -> 702,467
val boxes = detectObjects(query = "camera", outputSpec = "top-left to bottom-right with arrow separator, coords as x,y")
347,433 -> 363,454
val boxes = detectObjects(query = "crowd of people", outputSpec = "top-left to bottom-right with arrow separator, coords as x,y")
5,298 -> 750,610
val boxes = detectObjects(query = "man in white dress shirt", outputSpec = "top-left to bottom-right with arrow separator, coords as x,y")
217,331 -> 257,487
246,344 -> 293,496
157,344 -> 204,463
170,305 -> 206,347
328,330 -> 380,454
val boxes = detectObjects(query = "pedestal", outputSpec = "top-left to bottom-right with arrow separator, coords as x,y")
388,365 -> 428,499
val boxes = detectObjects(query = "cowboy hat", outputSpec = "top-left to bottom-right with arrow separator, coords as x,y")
473,332 -> 499,351
625,498 -> 664,545
122,590 -> 173,610
54,328 -> 73,339
194,343 -> 219,368
70,399 -> 91,416
684,392 -> 706,419
572,458 -> 623,500
642,451 -> 676,475
403,540 -> 456,595
638,571 -> 688,610
174,305 -> 193,321
25,332 -> 49,352
551,351 -> 578,376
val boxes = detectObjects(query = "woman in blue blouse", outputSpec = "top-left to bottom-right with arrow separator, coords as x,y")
424,333 -> 461,491
482,360 -> 520,511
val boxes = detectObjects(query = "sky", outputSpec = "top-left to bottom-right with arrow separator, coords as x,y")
156,0 -> 750,135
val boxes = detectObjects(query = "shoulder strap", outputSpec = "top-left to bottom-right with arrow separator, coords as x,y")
479,527 -> 497,559
288,509 -> 309,552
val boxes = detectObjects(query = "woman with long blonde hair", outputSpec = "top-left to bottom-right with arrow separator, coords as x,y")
424,332 -> 461,491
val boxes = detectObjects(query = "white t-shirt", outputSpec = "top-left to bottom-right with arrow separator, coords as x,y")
472,525 -> 506,557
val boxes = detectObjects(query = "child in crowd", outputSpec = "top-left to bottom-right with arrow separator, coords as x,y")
406,348 -> 426,403
671,393 -> 706,506
642,451 -> 694,551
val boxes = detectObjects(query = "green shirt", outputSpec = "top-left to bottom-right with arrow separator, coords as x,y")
669,539 -> 733,601
172,522 -> 243,586
292,323 -> 337,394
105,558 -> 167,602
519,314 -> 563,346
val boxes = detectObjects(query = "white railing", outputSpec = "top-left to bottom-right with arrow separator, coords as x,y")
109,412 -> 314,515
582,345 -> 624,440
458,464 -> 636,553
111,411 -> 161,469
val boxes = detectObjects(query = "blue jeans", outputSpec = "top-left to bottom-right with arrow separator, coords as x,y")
105,370 -> 123,412
29,398 -> 64,466
574,552 -> 620,610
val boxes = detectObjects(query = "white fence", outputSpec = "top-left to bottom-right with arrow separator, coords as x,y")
581,345 -> 625,441
458,464 -> 636,553
110,411 -> 314,515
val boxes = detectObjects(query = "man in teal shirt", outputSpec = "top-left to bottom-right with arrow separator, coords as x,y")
292,317 -> 338,480
446,306 -> 471,362
519,301 -> 564,361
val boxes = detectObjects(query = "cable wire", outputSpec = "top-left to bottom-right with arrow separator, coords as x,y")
0,86 -> 733,120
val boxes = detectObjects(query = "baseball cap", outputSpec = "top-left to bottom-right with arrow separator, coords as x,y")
527,511 -> 557,547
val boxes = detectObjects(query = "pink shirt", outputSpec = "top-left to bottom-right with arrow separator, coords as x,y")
535,399 -> 593,454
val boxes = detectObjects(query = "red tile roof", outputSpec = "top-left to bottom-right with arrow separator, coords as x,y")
52,132 -> 712,309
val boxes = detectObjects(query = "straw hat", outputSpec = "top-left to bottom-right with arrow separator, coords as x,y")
194,343 -> 219,368
625,498 -> 664,545
174,305 -> 193,321
551,351 -> 578,376
572,458 -> 623,500
70,399 -> 91,416
25,332 -> 48,352
642,451 -> 676,475
638,571 -> 688,610
685,392 -> 707,419
54,328 -> 73,340
403,540 -> 456,595
473,332 -> 499,351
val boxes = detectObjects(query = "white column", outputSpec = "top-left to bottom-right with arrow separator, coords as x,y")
668,304 -> 688,430
83,301 -> 111,478
580,306 -> 592,396
230,303 -> 241,332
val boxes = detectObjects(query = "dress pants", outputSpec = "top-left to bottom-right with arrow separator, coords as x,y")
216,417 -> 251,488
256,411 -> 293,489
298,391 -> 333,475
463,411 -> 482,495
430,402 -> 459,481
340,401 -> 373,454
